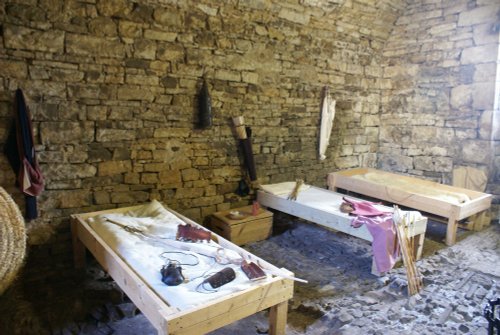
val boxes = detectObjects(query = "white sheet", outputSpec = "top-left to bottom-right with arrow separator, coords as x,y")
86,200 -> 271,311
353,172 -> 471,205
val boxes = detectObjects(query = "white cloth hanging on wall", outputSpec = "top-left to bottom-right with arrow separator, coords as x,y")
319,86 -> 336,160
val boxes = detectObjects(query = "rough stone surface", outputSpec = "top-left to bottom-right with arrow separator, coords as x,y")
0,0 -> 498,316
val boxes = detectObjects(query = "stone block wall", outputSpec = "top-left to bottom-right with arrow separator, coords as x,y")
379,0 -> 500,215
0,0 -> 405,279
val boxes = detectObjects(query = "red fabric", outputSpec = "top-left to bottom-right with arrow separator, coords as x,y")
20,157 -> 44,196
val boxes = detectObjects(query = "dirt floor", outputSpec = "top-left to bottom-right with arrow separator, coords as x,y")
1,213 -> 499,335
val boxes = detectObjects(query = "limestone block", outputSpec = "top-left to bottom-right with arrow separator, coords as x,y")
278,8 -> 310,25
0,59 -> 28,79
414,156 -> 453,172
479,110 -> 493,140
125,74 -> 159,86
461,44 -> 498,64
181,168 -> 200,181
89,17 -> 118,36
144,29 -> 177,42
117,85 -> 155,101
134,40 -> 157,60
59,190 -> 91,208
473,23 -> 500,46
361,115 -> 379,127
47,163 -> 97,180
154,7 -> 183,27
335,156 -> 359,169
141,173 -> 158,184
378,154 -> 413,172
215,69 -> 241,82
96,129 -> 135,142
175,187 -> 204,199
94,191 -> 110,205
461,140 -> 491,163
193,195 -> 224,207
98,160 -> 132,176
383,64 -> 418,78
157,44 -> 184,61
66,34 -> 125,58
473,82 -> 495,110
4,24 -> 64,53
457,5 -> 500,26
41,122 -> 94,145
474,63 -> 497,82
159,170 -> 182,184
96,0 -> 132,17
450,85 -> 472,109
119,21 -> 142,38
111,191 -> 149,204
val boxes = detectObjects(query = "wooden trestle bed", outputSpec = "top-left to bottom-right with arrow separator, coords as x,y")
327,168 -> 492,246
257,184 -> 428,275
71,202 -> 293,335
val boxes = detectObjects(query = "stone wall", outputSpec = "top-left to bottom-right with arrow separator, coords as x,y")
379,0 -> 500,216
0,0 -> 404,281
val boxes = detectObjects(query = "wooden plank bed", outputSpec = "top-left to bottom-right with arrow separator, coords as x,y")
71,202 -> 294,335
257,184 -> 428,274
327,168 -> 492,246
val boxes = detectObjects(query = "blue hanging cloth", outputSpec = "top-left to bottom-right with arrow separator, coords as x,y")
3,88 -> 44,220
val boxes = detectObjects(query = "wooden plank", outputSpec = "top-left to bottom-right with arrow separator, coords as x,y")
168,278 -> 293,334
71,214 -> 179,333
269,301 -> 288,335
70,217 -> 87,269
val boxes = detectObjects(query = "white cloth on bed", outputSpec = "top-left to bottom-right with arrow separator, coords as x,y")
86,200 -> 270,311
353,172 -> 471,205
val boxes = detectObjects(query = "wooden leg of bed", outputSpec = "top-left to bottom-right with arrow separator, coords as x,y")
269,301 -> 288,335
71,219 -> 86,269
445,217 -> 458,246
414,233 -> 425,261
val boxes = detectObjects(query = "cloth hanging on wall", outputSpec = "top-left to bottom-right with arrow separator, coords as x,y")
3,89 -> 44,220
319,86 -> 336,160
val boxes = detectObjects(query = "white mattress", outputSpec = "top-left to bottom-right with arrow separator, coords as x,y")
86,200 -> 272,311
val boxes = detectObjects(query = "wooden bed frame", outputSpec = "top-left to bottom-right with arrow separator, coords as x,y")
327,168 -> 492,246
257,186 -> 427,275
71,205 -> 294,335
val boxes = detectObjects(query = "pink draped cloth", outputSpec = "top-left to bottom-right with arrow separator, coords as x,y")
345,197 -> 399,273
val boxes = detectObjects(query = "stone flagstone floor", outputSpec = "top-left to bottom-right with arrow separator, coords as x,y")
60,214 -> 500,335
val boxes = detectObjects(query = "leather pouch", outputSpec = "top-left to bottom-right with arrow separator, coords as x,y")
176,224 -> 211,242
205,267 -> 236,289
241,261 -> 266,281
161,261 -> 185,286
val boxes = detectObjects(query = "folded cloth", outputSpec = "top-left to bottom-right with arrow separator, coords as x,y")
342,197 -> 389,216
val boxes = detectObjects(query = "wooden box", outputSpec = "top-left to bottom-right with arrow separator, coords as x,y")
209,205 -> 273,245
